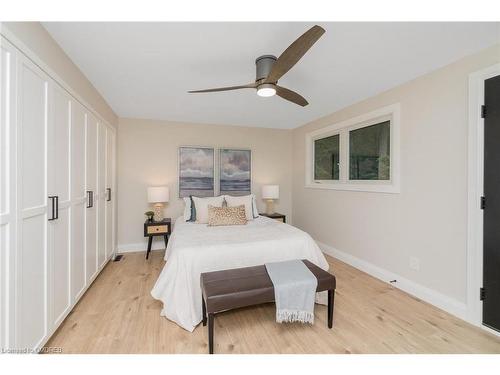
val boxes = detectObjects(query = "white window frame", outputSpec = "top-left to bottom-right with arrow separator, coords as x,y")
305,103 -> 400,193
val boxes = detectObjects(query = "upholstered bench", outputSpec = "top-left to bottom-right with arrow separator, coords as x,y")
200,260 -> 336,354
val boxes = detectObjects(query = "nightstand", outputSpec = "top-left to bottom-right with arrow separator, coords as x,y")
259,213 -> 286,223
144,218 -> 171,259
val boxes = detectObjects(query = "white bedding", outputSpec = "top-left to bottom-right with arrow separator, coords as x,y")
151,216 -> 329,332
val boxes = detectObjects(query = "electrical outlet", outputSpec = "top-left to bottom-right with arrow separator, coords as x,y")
409,256 -> 420,271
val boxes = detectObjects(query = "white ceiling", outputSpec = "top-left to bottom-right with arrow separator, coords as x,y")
42,22 -> 500,129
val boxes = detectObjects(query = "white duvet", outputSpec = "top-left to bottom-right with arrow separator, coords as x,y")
151,216 -> 329,332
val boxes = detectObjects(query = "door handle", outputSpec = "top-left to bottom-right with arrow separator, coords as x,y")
107,188 -> 111,202
87,191 -> 94,208
55,196 -> 59,219
48,196 -> 56,220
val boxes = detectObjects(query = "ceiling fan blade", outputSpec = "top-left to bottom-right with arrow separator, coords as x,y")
275,85 -> 309,107
265,25 -> 325,84
188,83 -> 257,93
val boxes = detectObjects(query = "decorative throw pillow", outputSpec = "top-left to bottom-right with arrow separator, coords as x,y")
251,194 -> 259,218
189,195 -> 196,221
224,194 -> 257,220
192,196 -> 225,224
183,197 -> 193,221
207,205 -> 247,226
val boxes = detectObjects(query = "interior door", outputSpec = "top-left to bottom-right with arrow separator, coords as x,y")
483,74 -> 500,332
16,54 -> 51,349
71,101 -> 87,301
1,36 -> 17,350
86,113 -> 98,283
97,122 -> 106,268
49,84 -> 72,328
105,129 -> 115,260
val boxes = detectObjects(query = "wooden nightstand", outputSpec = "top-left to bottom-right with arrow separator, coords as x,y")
259,213 -> 286,223
144,218 -> 171,259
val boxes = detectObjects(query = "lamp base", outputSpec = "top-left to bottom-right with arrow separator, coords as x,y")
265,199 -> 275,215
153,203 -> 164,222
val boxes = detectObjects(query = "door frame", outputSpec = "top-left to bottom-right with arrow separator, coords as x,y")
467,63 -> 500,336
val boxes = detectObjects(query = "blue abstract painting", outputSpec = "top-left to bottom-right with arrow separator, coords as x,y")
179,147 -> 214,197
219,149 -> 251,196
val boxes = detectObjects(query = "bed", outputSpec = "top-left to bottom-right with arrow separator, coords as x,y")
151,215 -> 329,332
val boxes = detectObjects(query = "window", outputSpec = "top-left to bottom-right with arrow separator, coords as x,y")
349,121 -> 390,180
305,104 -> 400,193
314,134 -> 340,180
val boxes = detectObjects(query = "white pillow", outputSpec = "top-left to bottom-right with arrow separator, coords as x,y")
224,194 -> 257,221
192,196 -> 225,224
183,197 -> 192,221
252,195 -> 259,218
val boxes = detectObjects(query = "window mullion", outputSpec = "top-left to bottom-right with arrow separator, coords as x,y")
340,129 -> 348,183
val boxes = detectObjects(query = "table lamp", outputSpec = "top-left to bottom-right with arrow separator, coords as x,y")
262,185 -> 279,215
147,186 -> 169,222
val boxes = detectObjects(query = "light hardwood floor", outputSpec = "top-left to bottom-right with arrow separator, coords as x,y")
46,251 -> 500,354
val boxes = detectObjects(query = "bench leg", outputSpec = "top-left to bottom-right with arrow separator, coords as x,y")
208,313 -> 214,354
328,289 -> 335,329
202,298 -> 207,326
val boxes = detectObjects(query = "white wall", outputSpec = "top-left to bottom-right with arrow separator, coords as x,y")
117,118 -> 292,251
291,44 -> 500,313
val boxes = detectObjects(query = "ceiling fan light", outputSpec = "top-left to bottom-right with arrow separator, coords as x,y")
256,84 -> 276,97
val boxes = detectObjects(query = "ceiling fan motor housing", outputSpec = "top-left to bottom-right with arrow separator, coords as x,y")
255,55 -> 277,82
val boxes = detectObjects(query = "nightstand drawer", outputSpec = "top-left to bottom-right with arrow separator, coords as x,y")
147,225 -> 168,234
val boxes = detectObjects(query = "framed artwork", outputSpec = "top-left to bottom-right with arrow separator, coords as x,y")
178,147 -> 215,197
219,149 -> 251,196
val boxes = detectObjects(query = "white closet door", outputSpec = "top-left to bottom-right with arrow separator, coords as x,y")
16,54 -> 51,349
48,84 -> 72,328
70,101 -> 87,301
105,129 -> 115,260
97,123 -> 106,268
1,37 -> 17,350
85,113 -> 98,283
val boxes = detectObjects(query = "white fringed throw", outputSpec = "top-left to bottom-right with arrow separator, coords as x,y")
265,259 -> 318,324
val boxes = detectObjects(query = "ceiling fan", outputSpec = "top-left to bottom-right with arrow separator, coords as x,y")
188,25 -> 325,107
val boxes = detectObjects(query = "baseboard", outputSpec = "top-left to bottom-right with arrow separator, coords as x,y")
117,241 -> 166,253
317,241 -> 468,321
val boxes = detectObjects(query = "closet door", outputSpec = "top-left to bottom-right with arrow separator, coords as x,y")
97,122 -> 106,268
16,54 -> 51,349
105,129 -> 115,260
48,84 -> 72,328
1,37 -> 17,350
71,101 -> 87,301
86,113 -> 98,283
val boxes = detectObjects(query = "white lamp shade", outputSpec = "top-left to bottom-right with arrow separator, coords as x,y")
147,186 -> 169,203
262,185 -> 279,200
